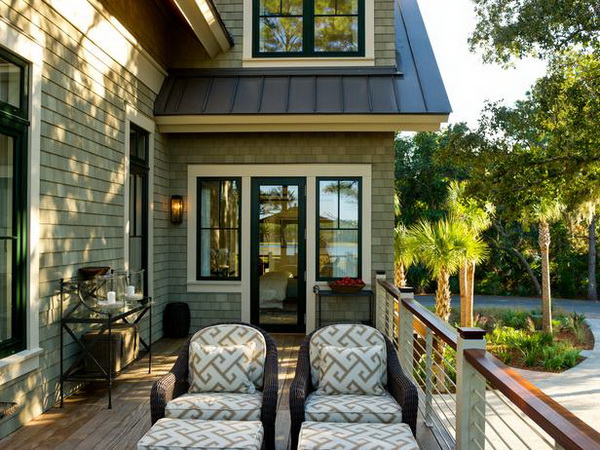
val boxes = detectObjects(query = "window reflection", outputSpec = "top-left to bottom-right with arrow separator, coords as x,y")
198,179 -> 241,279
318,179 -> 360,279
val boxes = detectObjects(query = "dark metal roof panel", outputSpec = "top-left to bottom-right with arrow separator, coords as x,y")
288,77 -> 316,113
259,77 -> 289,113
316,76 -> 343,113
341,77 -> 371,113
231,77 -> 262,113
396,0 -> 452,114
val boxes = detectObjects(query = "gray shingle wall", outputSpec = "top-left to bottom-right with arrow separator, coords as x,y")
167,132 -> 395,330
0,0 -> 169,440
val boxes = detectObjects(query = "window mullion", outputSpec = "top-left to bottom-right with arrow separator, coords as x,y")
305,0 -> 314,56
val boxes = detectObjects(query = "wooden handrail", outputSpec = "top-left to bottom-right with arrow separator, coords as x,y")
377,279 -> 457,350
465,349 -> 600,450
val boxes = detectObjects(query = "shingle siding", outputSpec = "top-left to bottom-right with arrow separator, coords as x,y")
167,132 -> 395,331
0,0 -> 168,440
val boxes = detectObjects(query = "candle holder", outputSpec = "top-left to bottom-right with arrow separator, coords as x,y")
95,271 -> 127,306
121,269 -> 145,303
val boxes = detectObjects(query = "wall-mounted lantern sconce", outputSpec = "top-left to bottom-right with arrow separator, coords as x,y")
170,195 -> 184,224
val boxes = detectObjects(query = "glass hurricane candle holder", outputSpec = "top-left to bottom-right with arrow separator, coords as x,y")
122,269 -> 144,302
95,271 -> 127,304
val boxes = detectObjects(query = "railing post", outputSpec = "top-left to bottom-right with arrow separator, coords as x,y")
375,271 -> 386,331
398,287 -> 414,377
456,327 -> 487,450
424,328 -> 433,427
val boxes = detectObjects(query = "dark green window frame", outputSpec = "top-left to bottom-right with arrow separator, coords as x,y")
0,46 -> 29,359
196,177 -> 242,281
253,0 -> 365,57
316,177 -> 362,281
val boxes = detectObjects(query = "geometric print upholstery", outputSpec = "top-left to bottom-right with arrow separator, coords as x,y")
188,343 -> 256,393
305,391 -> 403,424
137,418 -> 264,450
310,324 -> 387,388
297,421 -> 418,450
191,324 -> 266,390
318,345 -> 385,395
165,392 -> 263,421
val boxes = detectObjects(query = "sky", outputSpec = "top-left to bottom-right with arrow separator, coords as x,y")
417,0 -> 548,128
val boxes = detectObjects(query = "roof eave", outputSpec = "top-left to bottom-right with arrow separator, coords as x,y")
171,0 -> 233,58
155,113 -> 450,133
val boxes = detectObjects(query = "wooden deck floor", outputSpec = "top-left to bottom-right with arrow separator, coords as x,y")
0,333 -> 439,449
0,334 -> 303,450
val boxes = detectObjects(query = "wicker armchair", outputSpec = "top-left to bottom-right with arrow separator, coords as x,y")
150,322 -> 278,450
289,324 -> 418,449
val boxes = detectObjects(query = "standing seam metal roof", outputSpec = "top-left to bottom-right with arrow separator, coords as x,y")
154,0 -> 451,117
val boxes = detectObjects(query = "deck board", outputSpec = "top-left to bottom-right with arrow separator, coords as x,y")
0,333 -> 439,449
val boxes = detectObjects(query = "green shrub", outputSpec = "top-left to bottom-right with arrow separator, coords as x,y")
560,312 -> 588,344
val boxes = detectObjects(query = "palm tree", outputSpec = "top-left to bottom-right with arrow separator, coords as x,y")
394,224 -> 413,287
445,182 -> 494,326
522,200 -> 564,334
405,218 -> 489,322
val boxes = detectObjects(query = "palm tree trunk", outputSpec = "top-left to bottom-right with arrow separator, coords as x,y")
435,269 -> 451,322
466,262 -> 476,327
588,215 -> 598,302
434,269 -> 451,392
394,261 -> 406,288
539,220 -> 553,334
459,264 -> 468,326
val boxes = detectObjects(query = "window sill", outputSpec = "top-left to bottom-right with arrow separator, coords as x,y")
0,347 -> 43,386
242,57 -> 375,68
187,280 -> 243,293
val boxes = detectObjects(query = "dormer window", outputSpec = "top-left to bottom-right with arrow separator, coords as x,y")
254,0 -> 364,57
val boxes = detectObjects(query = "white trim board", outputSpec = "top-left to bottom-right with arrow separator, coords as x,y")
155,114 -> 449,133
187,164 -> 372,332
124,105 -> 156,300
0,19 -> 43,385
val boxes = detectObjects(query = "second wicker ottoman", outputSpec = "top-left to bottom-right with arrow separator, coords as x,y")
297,421 -> 419,449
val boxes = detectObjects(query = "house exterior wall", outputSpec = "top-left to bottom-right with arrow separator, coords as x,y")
176,0 -> 397,68
0,0 -> 168,439
167,132 -> 395,330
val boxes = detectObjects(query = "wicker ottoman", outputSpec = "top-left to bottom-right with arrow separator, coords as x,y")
297,422 -> 419,449
137,419 -> 264,450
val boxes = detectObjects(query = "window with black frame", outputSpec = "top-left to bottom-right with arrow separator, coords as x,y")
317,178 -> 361,280
129,124 -> 149,294
0,48 -> 28,359
254,0 -> 364,56
197,178 -> 241,280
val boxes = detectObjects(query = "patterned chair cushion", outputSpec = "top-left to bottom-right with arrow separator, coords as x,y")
305,392 -> 403,424
165,392 -> 263,421
189,343 -> 256,393
137,418 -> 264,450
191,324 -> 266,390
297,421 -> 418,450
318,345 -> 385,395
310,324 -> 387,389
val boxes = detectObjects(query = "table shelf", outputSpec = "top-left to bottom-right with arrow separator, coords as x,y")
59,277 -> 152,409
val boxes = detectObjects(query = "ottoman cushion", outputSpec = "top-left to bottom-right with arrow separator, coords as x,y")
165,392 -> 262,421
305,392 -> 402,423
137,418 -> 264,450
298,421 -> 418,449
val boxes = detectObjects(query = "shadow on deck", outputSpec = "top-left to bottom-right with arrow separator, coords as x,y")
0,335 -> 440,449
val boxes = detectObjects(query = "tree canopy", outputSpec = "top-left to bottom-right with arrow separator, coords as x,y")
469,0 -> 600,64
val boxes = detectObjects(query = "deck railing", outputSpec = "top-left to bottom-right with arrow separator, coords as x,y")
375,275 -> 600,450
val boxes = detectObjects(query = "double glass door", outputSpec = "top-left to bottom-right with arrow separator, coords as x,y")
251,178 -> 305,333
